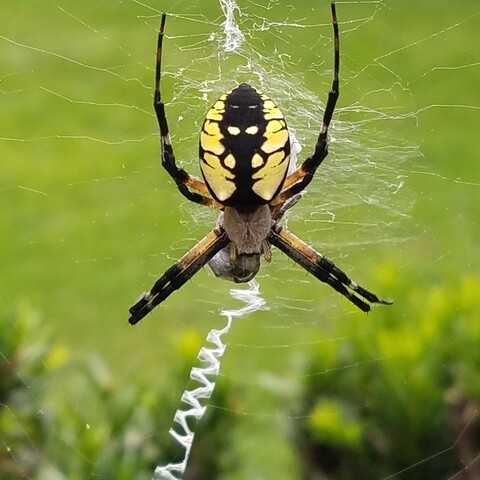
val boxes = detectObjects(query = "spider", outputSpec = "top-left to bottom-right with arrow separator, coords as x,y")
128,3 -> 392,325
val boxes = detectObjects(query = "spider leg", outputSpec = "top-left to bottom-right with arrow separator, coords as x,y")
154,14 -> 222,209
272,2 -> 340,206
270,193 -> 303,221
129,227 -> 230,324
268,224 -> 392,312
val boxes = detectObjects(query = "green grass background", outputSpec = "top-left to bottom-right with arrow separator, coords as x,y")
1,0 -> 479,478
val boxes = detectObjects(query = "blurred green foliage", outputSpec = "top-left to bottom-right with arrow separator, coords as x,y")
0,309 -> 239,479
296,271 -> 480,479
2,274 -> 480,478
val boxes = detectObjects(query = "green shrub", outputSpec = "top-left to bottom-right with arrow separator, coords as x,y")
295,269 -> 480,479
0,309 -> 237,480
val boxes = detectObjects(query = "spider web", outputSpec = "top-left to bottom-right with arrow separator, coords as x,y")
1,0 -> 479,479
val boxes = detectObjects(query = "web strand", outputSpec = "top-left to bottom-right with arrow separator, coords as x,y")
154,280 -> 267,479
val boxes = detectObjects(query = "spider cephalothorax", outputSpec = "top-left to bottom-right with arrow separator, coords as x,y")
128,3 -> 392,325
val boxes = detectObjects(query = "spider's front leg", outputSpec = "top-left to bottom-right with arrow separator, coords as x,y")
153,14 -> 221,209
128,227 -> 230,325
272,2 -> 340,207
268,223 -> 392,312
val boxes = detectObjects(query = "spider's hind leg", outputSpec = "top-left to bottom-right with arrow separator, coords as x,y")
268,224 -> 392,311
129,227 -> 230,324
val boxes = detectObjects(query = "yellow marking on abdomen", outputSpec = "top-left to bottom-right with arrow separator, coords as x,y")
224,154 -> 236,169
251,153 -> 264,168
200,120 -> 225,155
261,119 -> 289,154
205,99 -> 225,121
252,150 -> 289,201
227,126 -> 241,136
262,99 -> 284,120
206,109 -> 223,121
201,152 -> 236,202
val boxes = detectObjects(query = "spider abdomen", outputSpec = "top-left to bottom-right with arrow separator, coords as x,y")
208,248 -> 260,283
199,83 -> 291,207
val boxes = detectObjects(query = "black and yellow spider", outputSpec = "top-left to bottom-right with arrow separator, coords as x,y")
128,3 -> 392,325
